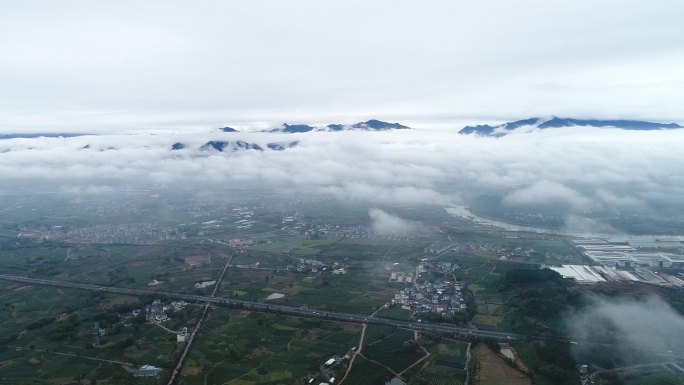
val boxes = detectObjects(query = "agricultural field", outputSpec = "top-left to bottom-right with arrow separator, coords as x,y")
513,340 -> 580,385
471,343 -> 531,385
375,305 -> 412,320
219,260 -> 397,315
363,326 -> 424,374
0,281 -> 200,384
410,340 -> 470,385
342,356 -> 393,385
0,236 -> 242,298
619,372 -> 684,385
0,195 -> 629,385
180,309 -> 362,385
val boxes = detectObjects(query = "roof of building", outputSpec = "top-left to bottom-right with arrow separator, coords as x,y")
133,365 -> 161,377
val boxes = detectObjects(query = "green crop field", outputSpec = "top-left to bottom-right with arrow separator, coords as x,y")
1,192 -> 662,385
621,372 -> 684,385
406,340 -> 470,385
180,309 -> 361,385
343,356 -> 393,385
363,326 -> 424,373
0,281 -> 202,384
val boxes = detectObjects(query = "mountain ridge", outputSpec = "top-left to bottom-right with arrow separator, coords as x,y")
460,116 -> 682,136
266,119 -> 410,133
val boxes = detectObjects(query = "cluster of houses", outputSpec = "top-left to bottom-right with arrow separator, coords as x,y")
128,299 -> 187,323
287,258 -> 346,274
303,223 -> 369,239
426,241 -> 538,261
389,261 -> 466,317
226,237 -> 254,247
392,281 -> 466,316
389,271 -> 414,283
305,348 -> 357,385
425,261 -> 461,274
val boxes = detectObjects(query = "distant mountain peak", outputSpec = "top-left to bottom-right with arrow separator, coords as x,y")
219,126 -> 239,132
199,140 -> 263,152
0,133 -> 87,140
266,141 -> 300,151
263,123 -> 315,133
350,119 -> 410,130
459,117 -> 682,136
264,119 -> 410,133
171,140 -> 298,152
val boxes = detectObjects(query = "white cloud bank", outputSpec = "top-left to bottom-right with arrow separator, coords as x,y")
1,127 -> 683,218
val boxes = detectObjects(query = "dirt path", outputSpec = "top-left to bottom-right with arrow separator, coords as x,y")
203,356 -> 231,385
360,354 -> 403,378
464,342 -> 471,385
397,331 -> 431,377
339,323 -> 367,385
153,322 -> 178,334
8,345 -> 133,366
350,327 -> 416,380
369,303 -> 388,317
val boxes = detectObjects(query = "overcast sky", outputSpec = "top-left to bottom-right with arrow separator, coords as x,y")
1,0 -> 683,133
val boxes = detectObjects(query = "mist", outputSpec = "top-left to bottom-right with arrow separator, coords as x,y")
561,215 -> 620,237
565,295 -> 684,367
1,127 -> 684,233
368,208 -> 424,236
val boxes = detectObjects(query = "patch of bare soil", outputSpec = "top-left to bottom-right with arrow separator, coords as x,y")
472,344 -> 531,385
184,255 -> 211,267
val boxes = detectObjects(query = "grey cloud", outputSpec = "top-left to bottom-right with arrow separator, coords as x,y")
368,208 -> 425,236
566,295 -> 684,366
561,215 -> 619,236
502,181 -> 593,211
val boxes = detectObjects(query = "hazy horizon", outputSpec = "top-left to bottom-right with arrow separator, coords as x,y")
2,0 -> 684,133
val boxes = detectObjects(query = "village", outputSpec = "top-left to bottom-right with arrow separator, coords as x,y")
390,261 -> 468,318
287,258 -> 347,275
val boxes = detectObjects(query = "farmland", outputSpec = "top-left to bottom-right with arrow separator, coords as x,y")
0,281 -> 198,384
2,193 -> 678,384
471,343 -> 531,385
180,309 -> 362,385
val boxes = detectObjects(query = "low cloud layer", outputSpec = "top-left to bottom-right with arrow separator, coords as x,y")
368,208 -> 424,236
566,295 -> 684,366
1,128 -> 684,225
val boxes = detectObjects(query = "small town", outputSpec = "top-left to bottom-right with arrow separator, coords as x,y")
390,261 -> 467,317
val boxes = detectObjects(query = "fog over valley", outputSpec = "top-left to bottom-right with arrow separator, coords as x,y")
2,2 -> 684,384
2,123 -> 683,234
